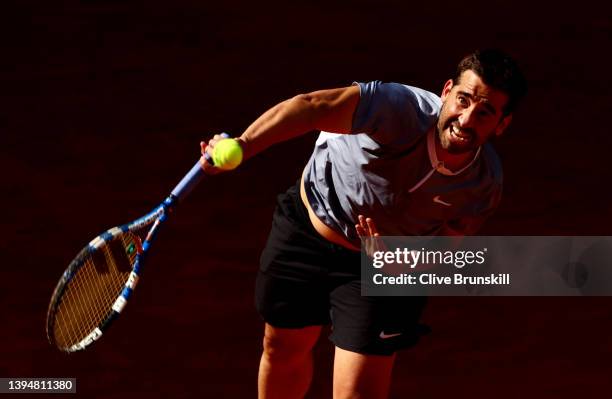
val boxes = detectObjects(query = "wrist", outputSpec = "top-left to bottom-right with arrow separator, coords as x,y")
235,136 -> 251,160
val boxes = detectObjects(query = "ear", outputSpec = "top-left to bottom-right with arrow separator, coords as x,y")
440,79 -> 454,102
495,114 -> 513,136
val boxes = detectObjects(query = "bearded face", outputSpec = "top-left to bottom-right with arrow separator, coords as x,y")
437,70 -> 511,154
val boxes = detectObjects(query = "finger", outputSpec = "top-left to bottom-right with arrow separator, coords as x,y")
358,215 -> 367,230
365,218 -> 379,236
211,133 -> 229,145
206,133 -> 230,156
199,141 -> 214,166
199,153 -> 221,173
208,134 -> 224,149
199,140 -> 218,173
355,224 -> 365,237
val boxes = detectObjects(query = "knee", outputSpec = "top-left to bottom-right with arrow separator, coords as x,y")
332,347 -> 395,399
262,325 -> 321,364
262,334 -> 299,363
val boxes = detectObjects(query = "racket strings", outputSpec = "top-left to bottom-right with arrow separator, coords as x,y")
52,232 -> 140,349
55,243 -> 133,348
64,252 -> 112,340
55,253 -> 114,348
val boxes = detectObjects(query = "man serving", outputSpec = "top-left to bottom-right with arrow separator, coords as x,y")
201,49 -> 527,399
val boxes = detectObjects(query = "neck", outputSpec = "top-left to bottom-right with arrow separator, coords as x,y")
434,134 -> 477,172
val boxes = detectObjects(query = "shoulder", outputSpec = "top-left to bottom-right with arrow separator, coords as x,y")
355,81 -> 441,114
352,81 -> 441,142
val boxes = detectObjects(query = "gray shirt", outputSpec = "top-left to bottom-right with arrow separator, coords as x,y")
303,81 -> 502,246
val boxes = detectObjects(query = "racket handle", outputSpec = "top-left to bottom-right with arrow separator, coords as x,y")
170,160 -> 206,202
170,133 -> 230,202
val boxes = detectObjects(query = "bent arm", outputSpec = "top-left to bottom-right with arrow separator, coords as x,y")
236,85 -> 360,160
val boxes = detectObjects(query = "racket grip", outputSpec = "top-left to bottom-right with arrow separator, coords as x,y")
170,133 -> 230,202
170,160 -> 206,202
203,152 -> 214,165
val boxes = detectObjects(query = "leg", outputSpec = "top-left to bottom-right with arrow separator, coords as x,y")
333,347 -> 395,399
328,280 -> 428,399
258,323 -> 322,399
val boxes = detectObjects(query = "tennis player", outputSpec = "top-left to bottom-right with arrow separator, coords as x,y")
202,49 -> 527,399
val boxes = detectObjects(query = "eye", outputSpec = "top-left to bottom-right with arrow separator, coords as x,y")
457,95 -> 469,107
477,108 -> 495,119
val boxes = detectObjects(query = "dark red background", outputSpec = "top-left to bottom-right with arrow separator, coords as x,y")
2,1 -> 611,397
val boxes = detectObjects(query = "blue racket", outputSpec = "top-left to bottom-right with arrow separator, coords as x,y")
46,134 -> 230,352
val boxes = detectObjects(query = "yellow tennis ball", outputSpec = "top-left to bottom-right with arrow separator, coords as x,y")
212,139 -> 243,170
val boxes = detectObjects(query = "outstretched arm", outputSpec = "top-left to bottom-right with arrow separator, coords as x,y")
201,85 -> 360,171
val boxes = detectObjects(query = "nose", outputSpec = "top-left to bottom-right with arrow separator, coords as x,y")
458,107 -> 477,128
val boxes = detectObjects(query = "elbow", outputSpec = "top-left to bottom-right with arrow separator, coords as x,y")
283,93 -> 325,130
292,91 -> 336,123
291,92 -> 330,112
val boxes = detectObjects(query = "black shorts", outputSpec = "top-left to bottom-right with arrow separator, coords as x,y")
255,181 -> 429,356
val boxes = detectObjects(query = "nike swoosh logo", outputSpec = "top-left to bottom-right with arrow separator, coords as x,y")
379,332 -> 402,339
433,195 -> 452,206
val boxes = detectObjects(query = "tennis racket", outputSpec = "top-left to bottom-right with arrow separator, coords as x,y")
46,135 -> 227,352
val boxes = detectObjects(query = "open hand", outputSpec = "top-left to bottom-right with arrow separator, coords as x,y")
355,215 -> 387,257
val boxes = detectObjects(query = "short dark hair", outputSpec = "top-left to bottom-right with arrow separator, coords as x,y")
454,49 -> 528,115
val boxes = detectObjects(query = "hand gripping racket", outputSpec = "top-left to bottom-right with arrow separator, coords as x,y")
46,134 -> 231,352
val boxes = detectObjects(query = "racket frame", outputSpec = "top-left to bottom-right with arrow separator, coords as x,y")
47,157 -> 208,352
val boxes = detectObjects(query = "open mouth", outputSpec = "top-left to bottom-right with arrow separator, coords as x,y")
449,124 -> 471,143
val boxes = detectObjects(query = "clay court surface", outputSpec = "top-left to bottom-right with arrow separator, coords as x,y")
2,1 -> 612,397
